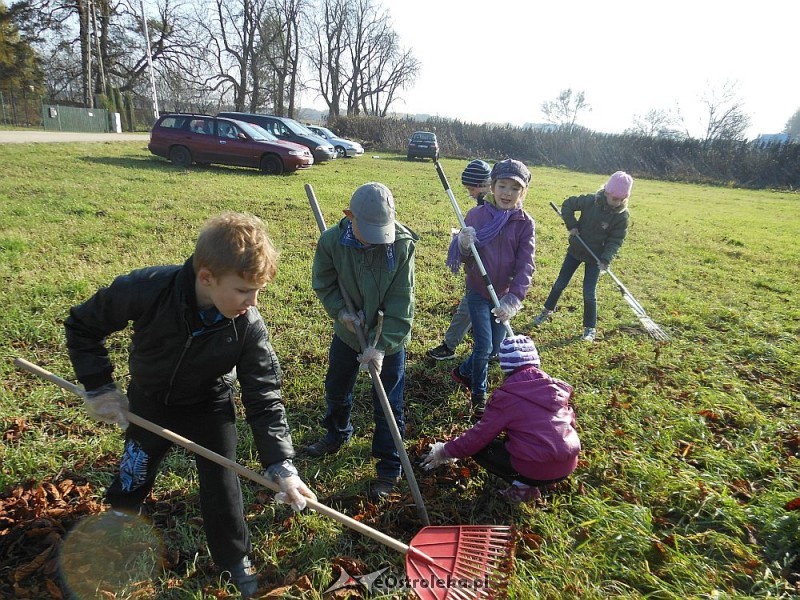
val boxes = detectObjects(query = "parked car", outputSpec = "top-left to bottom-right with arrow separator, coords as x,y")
217,112 -> 336,163
407,130 -> 439,160
305,125 -> 364,158
148,113 -> 314,174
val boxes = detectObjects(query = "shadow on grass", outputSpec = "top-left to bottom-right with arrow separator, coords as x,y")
80,154 -> 313,177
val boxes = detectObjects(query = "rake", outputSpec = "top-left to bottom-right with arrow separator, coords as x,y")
549,201 -> 669,341
14,357 -> 515,599
434,160 -> 514,337
305,183 -> 430,527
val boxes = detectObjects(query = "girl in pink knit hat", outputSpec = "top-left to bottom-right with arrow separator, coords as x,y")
421,335 -> 580,503
532,171 -> 632,342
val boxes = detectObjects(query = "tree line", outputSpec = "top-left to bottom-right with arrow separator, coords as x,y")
2,0 -> 419,119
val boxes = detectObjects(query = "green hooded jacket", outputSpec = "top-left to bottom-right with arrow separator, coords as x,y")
312,217 -> 418,355
561,192 -> 629,264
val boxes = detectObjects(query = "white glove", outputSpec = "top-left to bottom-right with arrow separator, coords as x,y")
457,226 -> 476,252
265,461 -> 317,512
492,293 -> 521,323
568,227 -> 580,237
420,442 -> 457,471
357,346 -> 385,375
598,261 -> 609,273
337,308 -> 364,333
83,383 -> 129,429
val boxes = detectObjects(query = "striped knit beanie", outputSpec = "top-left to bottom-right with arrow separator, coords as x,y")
461,159 -> 492,188
499,335 -> 540,373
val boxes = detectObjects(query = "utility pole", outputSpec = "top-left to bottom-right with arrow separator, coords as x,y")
140,0 -> 159,119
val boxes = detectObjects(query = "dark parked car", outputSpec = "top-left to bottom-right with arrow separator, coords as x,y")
148,113 -> 314,174
407,131 -> 439,160
217,112 -> 336,163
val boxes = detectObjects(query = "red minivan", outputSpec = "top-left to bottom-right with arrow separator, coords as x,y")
148,113 -> 314,174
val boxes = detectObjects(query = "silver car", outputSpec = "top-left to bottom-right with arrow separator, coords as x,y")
306,125 -> 364,158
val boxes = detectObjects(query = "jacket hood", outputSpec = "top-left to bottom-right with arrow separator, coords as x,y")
492,367 -> 573,411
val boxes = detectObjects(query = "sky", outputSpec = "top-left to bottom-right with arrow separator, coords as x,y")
354,0 -> 799,139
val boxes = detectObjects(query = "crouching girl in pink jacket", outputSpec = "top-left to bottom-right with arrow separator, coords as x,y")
422,335 -> 580,502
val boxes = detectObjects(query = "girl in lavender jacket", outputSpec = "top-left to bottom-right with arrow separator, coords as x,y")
446,159 -> 536,413
422,335 -> 580,503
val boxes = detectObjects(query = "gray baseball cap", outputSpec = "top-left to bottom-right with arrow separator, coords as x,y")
349,182 -> 396,244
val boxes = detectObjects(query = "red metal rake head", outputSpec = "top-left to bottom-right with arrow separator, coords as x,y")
405,525 -> 515,599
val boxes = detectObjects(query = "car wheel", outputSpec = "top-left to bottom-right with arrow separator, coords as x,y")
169,146 -> 192,168
260,155 -> 284,175
335,146 -> 346,158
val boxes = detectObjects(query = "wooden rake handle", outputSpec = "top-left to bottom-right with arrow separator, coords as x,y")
12,357 -> 412,556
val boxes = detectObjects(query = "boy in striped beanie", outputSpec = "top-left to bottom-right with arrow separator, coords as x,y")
421,335 -> 580,503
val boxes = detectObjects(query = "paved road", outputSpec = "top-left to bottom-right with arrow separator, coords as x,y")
0,130 -> 149,144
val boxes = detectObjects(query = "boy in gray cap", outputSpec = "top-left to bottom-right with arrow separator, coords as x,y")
307,182 -> 419,499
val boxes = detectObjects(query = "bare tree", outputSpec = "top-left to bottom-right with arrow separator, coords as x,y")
541,88 -> 590,132
256,0 -> 305,116
628,108 -> 681,137
698,80 -> 750,142
305,0 -> 348,117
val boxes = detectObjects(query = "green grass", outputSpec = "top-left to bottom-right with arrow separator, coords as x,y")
0,142 -> 798,599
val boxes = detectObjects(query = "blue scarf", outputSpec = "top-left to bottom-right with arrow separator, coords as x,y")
446,201 -> 519,274
341,220 -> 396,271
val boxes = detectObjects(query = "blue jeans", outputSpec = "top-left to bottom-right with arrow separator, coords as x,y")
543,252 -> 601,328
457,291 -> 506,397
321,334 -> 406,479
444,293 -> 471,350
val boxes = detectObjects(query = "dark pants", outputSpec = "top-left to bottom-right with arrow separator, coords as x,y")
543,252 -> 601,328
105,383 -> 249,570
473,438 -> 566,487
320,334 -> 406,479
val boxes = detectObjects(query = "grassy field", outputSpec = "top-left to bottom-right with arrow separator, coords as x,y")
0,141 -> 798,599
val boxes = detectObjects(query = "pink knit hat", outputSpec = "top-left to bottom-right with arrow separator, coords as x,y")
604,171 -> 633,198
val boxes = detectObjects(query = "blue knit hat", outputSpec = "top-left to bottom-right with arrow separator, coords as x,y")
461,159 -> 492,188
499,335 -> 540,373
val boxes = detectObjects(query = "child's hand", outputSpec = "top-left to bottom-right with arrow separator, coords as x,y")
338,308 -> 364,333
83,383 -> 129,430
457,226 -> 476,251
357,347 -> 384,375
568,227 -> 580,237
421,442 -> 457,470
492,293 -> 521,322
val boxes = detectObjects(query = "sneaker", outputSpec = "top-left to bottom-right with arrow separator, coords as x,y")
224,555 -> 258,599
305,437 -> 343,458
498,483 -> 542,503
581,327 -> 596,343
532,309 -> 553,326
367,476 -> 400,500
427,342 -> 456,361
470,393 -> 486,414
450,367 -> 471,390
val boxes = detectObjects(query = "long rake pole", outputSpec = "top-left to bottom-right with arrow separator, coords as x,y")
12,357 -> 436,563
549,201 -> 669,341
304,184 -> 430,526
434,160 -> 514,337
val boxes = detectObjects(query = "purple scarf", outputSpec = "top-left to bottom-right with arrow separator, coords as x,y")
446,202 -> 519,274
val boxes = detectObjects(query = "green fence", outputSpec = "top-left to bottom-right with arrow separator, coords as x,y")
41,105 -> 111,133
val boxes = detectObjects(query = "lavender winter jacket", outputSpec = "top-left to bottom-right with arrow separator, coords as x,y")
444,366 -> 580,480
462,203 -> 535,302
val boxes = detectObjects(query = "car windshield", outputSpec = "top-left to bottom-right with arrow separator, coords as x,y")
244,122 -> 279,141
414,133 -> 436,142
316,126 -> 335,137
284,119 -> 313,136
